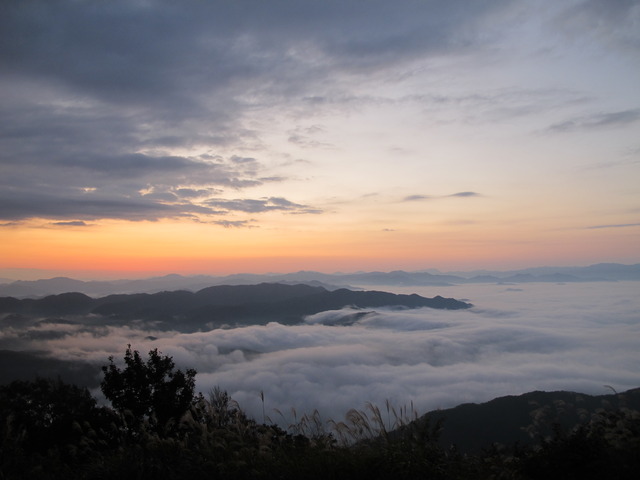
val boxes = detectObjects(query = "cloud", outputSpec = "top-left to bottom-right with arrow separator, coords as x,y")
287,125 -> 334,149
175,188 -> 222,199
213,220 -> 258,229
0,0 -> 516,225
404,88 -> 592,126
581,145 -> 640,171
0,0 -> 509,132
0,189 -> 210,222
403,195 -> 432,202
0,150 -> 285,221
586,222 -> 640,229
554,0 -> 640,51
51,221 -> 90,227
403,192 -> 480,202
3,282 -> 638,424
206,197 -> 322,215
449,192 -> 480,198
546,109 -> 640,133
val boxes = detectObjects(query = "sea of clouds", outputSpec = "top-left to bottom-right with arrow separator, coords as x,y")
3,282 -> 639,425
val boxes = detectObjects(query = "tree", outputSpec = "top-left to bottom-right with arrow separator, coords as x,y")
0,377 -> 101,453
101,345 -> 197,430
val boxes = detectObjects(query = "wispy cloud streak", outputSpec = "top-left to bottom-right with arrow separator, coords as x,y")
586,222 -> 640,230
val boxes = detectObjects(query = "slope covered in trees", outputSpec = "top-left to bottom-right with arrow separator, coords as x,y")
1,347 -> 638,479
0,283 -> 471,331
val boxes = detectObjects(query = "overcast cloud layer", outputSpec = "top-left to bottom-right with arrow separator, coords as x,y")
2,0 -> 505,222
2,282 -> 638,424
2,0 -> 639,231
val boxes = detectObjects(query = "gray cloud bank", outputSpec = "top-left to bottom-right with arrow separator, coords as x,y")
1,0 -> 508,223
1,282 -> 638,424
3,1 -> 637,224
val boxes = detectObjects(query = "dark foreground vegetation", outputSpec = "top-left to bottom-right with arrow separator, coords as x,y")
1,347 -> 638,479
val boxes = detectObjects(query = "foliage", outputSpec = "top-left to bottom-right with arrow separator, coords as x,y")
101,345 -> 196,431
0,349 -> 638,479
0,377 -> 122,478
517,408 -> 640,480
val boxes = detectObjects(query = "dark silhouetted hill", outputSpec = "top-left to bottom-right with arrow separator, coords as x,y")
414,387 -> 640,453
0,283 -> 471,331
0,350 -> 99,387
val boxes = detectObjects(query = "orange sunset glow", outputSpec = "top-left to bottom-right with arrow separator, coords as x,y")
1,0 -> 638,280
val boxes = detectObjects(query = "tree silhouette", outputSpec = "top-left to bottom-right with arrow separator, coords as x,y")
101,345 -> 196,430
0,377 -> 101,453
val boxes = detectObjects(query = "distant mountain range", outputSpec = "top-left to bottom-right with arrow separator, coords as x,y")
1,263 -> 638,298
0,283 -> 471,332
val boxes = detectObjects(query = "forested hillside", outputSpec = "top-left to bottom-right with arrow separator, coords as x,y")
1,347 -> 638,479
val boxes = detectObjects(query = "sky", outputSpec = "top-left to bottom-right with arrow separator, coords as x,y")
2,281 -> 638,424
1,0 -> 639,279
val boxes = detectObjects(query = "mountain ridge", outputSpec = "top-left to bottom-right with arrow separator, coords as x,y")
415,386 -> 640,454
0,283 -> 471,332
1,263 -> 638,298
